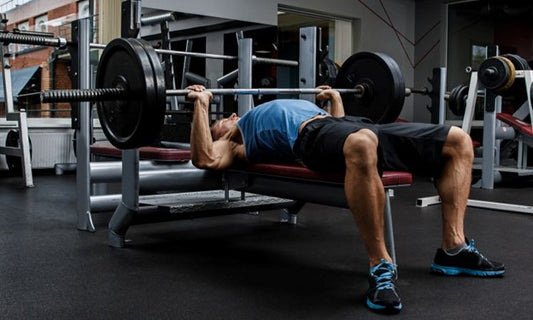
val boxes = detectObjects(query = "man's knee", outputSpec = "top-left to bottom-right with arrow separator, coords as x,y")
343,129 -> 379,169
443,126 -> 474,161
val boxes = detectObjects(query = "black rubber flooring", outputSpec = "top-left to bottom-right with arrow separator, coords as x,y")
1,171 -> 532,319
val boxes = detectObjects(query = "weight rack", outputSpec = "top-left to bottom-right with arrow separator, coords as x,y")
0,14 -> 34,187
418,46 -> 533,215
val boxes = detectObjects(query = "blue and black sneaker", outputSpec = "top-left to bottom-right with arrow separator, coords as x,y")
366,259 -> 402,313
430,239 -> 505,277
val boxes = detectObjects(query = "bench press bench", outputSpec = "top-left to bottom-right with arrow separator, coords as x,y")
90,144 -> 412,261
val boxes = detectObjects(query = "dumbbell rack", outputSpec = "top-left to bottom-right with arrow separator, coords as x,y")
0,16 -> 33,187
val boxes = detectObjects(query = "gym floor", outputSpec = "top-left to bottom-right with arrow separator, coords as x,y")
1,171 -> 532,319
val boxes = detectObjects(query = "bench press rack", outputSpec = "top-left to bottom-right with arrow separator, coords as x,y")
69,14 -> 414,262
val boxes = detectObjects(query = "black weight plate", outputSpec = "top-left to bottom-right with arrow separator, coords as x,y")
478,57 -> 511,90
447,85 -> 461,116
502,54 -> 530,71
96,38 -> 157,149
501,53 -> 529,99
335,51 -> 405,123
454,84 -> 469,116
317,57 -> 338,87
131,38 -> 167,146
5,129 -> 32,174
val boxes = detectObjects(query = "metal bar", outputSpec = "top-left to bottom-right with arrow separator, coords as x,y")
141,12 -> 177,26
384,188 -> 396,264
146,47 -> 237,61
20,87 -> 363,104
167,87 -> 361,96
75,18 -> 95,232
253,56 -> 298,67
238,38 -> 253,114
89,43 -> 299,66
0,32 -> 67,47
299,27 -> 318,102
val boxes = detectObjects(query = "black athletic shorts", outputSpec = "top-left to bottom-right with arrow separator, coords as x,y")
294,116 -> 452,178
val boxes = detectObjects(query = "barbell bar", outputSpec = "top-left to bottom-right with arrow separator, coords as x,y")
0,30 -> 68,48
19,38 -> 411,149
22,87 -> 367,104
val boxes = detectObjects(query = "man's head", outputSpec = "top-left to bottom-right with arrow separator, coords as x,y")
210,113 -> 239,140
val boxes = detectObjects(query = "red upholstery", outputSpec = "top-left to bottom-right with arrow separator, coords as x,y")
243,163 -> 412,186
90,144 -> 191,161
90,144 -> 412,186
497,113 -> 533,137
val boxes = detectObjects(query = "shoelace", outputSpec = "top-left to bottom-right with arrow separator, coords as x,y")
465,239 -> 489,261
371,260 -> 396,290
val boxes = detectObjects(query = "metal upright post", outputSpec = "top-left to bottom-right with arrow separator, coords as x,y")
480,46 -> 499,189
437,67 -> 447,125
75,18 -> 95,231
237,38 -> 253,114
107,0 -> 142,247
299,27 -> 318,103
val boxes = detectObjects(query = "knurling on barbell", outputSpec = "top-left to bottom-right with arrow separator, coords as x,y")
19,38 -> 407,149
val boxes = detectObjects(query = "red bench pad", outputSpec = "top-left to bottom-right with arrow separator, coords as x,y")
497,113 -> 533,137
90,144 -> 191,161
242,163 -> 412,186
90,145 -> 412,186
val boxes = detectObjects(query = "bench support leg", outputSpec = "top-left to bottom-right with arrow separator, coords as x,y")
384,188 -> 396,265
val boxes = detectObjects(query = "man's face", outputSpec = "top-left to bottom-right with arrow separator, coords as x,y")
213,113 -> 239,139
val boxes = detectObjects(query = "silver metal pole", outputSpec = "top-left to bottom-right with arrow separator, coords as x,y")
141,12 -> 178,26
167,87 -> 360,96
238,38 -> 253,115
76,18 -> 95,231
89,43 -> 299,66
299,27 -> 318,102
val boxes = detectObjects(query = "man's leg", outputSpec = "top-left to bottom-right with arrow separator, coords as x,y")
437,126 -> 473,249
343,129 -> 401,313
343,129 -> 392,267
432,126 -> 505,276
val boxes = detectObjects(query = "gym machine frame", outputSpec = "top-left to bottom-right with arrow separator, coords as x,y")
418,46 -> 533,215
0,14 -> 33,187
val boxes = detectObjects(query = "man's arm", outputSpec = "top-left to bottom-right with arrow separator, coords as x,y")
316,86 -> 345,117
188,85 -> 237,170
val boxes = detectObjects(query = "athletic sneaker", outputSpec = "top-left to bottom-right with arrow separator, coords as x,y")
366,259 -> 402,313
430,239 -> 505,277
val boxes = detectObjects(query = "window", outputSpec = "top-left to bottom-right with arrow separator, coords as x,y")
35,14 -> 48,33
78,0 -> 90,19
0,0 -> 101,125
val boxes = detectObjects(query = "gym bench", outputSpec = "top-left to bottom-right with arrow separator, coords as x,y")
90,144 -> 412,262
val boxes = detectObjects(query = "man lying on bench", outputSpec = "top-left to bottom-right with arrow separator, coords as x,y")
186,84 -> 504,314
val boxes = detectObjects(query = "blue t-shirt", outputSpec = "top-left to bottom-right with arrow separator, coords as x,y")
236,99 -> 328,163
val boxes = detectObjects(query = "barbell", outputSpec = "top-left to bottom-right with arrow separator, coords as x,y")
19,37 -> 412,149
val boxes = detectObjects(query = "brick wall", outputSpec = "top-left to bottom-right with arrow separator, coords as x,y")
2,2 -> 81,118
